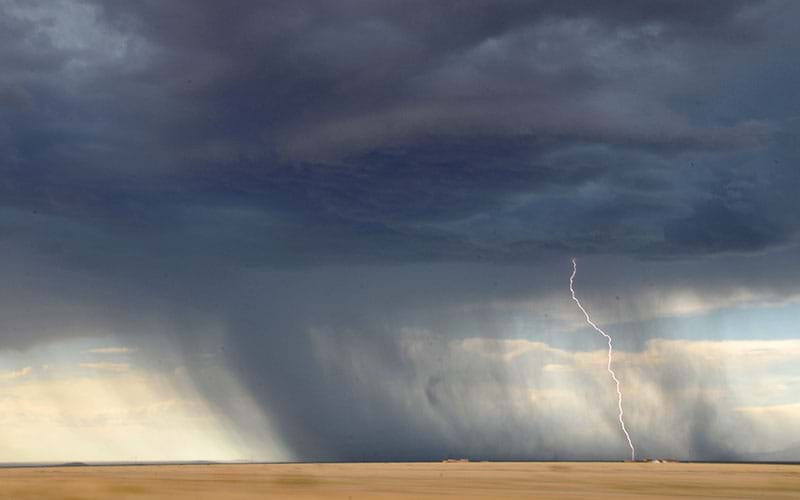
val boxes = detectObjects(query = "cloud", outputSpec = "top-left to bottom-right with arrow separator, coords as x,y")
87,346 -> 137,354
0,0 -> 795,270
79,362 -> 130,373
736,402 -> 800,416
459,337 -> 800,376
0,366 -> 32,381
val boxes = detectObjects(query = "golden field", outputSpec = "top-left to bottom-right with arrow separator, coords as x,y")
0,461 -> 797,499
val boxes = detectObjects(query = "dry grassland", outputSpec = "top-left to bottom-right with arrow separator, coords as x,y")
0,461 -> 797,499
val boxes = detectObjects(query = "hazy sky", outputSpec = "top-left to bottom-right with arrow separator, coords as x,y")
1,0 -> 799,462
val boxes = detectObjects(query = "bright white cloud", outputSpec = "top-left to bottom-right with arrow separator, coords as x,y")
478,283 -> 800,333
0,366 -> 32,381
87,346 -> 137,354
460,337 -> 562,362
79,362 -> 130,372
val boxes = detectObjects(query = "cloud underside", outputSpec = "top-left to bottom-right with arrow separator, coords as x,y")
0,0 -> 798,267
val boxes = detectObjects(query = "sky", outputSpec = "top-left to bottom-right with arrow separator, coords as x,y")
1,0 -> 799,462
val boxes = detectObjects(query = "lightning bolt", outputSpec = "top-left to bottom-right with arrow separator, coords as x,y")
569,258 -> 636,461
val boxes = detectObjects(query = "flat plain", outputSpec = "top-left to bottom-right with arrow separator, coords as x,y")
0,461 -> 797,499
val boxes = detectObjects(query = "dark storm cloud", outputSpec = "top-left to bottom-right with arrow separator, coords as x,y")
1,0 -> 796,263
88,0 -> 773,162
1,0 -> 800,461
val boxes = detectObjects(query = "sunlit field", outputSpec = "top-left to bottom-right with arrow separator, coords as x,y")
0,462 -> 797,499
